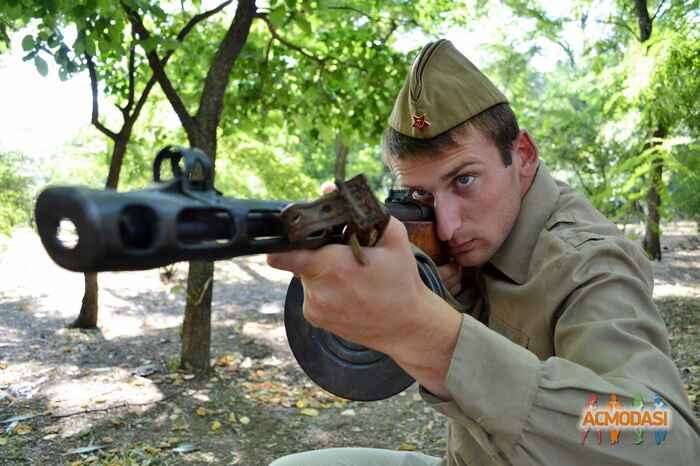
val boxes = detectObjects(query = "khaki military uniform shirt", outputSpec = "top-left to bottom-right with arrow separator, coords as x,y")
421,163 -> 700,465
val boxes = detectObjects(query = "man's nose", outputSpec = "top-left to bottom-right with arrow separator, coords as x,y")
434,192 -> 461,242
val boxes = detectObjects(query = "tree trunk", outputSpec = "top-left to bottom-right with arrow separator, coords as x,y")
642,158 -> 662,260
70,134 -> 130,328
69,272 -> 99,328
125,0 -> 256,372
334,131 -> 348,181
642,126 -> 666,260
632,0 -> 665,261
176,0 -> 254,373
180,137 -> 218,373
181,260 -> 214,371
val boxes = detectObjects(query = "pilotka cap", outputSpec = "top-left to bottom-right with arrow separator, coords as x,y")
388,39 -> 508,139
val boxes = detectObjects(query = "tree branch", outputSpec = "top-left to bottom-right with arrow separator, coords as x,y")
195,0 -> 256,138
553,38 -> 576,67
120,44 -> 137,116
258,13 -> 365,72
176,0 -> 233,42
325,4 -> 419,31
257,14 -> 326,65
121,1 -> 197,136
595,18 -> 641,41
85,52 -> 119,141
651,0 -> 666,22
127,7 -> 213,130
379,20 -> 399,46
255,37 -> 274,102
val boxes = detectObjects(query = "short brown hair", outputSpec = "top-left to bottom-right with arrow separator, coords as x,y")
382,103 -> 519,166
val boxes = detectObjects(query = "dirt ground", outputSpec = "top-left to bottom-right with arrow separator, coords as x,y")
0,222 -> 698,465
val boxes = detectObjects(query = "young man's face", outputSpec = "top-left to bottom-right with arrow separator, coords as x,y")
391,127 -> 537,267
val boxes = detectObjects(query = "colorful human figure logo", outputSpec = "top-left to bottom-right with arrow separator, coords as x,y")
654,393 -> 669,445
632,393 -> 645,444
581,394 -> 602,445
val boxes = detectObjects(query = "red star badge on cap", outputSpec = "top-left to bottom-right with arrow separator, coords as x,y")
411,113 -> 431,131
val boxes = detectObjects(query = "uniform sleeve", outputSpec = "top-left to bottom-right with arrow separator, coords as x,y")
421,240 -> 700,465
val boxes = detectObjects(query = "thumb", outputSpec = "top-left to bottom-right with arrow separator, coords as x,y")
376,216 -> 410,249
320,181 -> 337,195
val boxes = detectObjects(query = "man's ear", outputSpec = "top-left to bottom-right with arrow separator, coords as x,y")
513,130 -> 539,195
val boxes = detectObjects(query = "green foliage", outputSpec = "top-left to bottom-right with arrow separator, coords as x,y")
480,0 -> 700,222
668,144 -> 700,219
0,150 -> 35,236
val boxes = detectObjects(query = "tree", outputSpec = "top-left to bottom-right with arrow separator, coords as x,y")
489,0 -> 700,257
123,0 -> 467,371
3,1 -> 230,328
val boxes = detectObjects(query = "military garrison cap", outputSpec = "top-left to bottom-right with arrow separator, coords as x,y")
388,39 -> 508,139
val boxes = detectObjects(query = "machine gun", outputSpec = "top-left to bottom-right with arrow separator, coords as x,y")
34,146 -> 453,401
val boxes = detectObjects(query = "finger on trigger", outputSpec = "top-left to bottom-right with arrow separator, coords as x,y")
267,250 -> 319,277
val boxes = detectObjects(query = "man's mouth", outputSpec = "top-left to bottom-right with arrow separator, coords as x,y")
449,239 -> 477,254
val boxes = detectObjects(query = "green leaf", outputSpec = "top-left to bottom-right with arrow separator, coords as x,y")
294,16 -> 312,35
161,37 -> 180,50
85,39 -> 96,56
269,7 -> 285,28
73,39 -> 84,57
21,35 -> 34,51
34,56 -> 48,77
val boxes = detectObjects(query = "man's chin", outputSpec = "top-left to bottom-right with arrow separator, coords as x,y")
451,250 -> 489,268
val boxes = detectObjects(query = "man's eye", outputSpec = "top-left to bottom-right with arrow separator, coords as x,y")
455,175 -> 474,187
410,189 -> 432,201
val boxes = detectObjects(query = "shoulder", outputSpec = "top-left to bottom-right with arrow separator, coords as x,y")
532,178 -> 653,292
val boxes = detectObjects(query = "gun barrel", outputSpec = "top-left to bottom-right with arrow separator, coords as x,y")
34,185 -> 336,273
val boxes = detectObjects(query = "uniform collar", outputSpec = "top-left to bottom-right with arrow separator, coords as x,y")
487,162 -> 560,284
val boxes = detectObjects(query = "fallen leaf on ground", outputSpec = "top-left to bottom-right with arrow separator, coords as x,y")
398,442 -> 417,451
172,443 -> 198,453
239,416 -> 250,425
211,421 -> 222,431
15,423 -> 32,435
63,445 -> 107,456
196,407 -> 208,417
300,408 -> 319,417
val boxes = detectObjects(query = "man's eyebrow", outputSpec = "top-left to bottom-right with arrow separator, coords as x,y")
439,160 -> 480,183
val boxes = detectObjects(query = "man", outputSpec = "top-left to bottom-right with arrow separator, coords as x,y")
267,40 -> 700,465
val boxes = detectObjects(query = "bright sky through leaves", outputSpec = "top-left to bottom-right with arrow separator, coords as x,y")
0,1 -> 604,161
